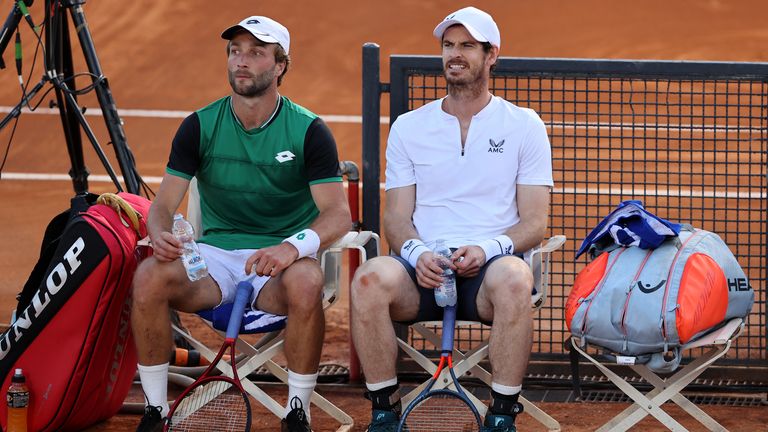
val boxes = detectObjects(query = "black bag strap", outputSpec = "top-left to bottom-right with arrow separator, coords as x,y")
15,193 -> 97,313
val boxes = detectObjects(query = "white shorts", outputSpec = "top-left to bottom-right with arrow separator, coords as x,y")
198,243 -> 285,325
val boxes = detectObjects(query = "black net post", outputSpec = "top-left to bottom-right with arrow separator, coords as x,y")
362,43 -> 382,234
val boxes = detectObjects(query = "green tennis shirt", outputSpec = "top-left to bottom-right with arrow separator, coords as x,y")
166,96 -> 342,250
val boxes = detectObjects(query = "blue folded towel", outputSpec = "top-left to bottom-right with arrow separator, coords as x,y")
198,304 -> 286,334
576,200 -> 681,258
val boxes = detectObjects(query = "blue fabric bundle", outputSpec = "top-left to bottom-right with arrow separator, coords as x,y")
576,200 -> 681,259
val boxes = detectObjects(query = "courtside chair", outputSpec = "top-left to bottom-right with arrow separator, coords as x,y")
396,235 -> 567,432
571,318 -> 745,432
171,177 -> 380,432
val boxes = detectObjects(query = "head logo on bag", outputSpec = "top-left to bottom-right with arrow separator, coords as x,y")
637,279 -> 665,294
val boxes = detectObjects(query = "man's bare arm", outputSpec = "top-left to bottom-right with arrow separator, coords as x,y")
307,181 -> 353,248
147,174 -> 191,262
506,184 -> 551,252
383,185 -> 418,252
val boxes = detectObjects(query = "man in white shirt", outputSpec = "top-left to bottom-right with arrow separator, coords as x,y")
350,6 -> 553,432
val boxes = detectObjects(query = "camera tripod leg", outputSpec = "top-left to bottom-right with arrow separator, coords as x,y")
53,76 -> 122,192
67,3 -> 140,194
48,4 -> 90,194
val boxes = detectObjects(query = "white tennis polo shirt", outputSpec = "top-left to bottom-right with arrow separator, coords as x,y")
385,96 -> 554,249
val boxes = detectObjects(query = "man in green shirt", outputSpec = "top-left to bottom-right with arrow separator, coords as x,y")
132,15 -> 350,432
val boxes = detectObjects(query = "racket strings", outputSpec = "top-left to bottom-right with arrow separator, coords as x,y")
402,393 -> 480,431
168,380 -> 250,431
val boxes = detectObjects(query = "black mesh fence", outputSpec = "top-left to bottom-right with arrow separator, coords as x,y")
380,56 -> 767,366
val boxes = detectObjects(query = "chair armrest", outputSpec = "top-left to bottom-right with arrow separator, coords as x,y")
531,234 -> 567,257
325,231 -> 381,258
530,235 -> 567,309
320,231 -> 381,306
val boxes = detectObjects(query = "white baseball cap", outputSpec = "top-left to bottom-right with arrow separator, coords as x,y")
433,6 -> 500,48
221,16 -> 290,54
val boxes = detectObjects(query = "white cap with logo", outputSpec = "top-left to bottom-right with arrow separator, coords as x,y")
221,16 -> 290,54
433,6 -> 500,49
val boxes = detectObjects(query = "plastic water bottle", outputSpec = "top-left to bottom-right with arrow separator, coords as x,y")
172,213 -> 208,281
433,239 -> 457,307
6,368 -> 29,432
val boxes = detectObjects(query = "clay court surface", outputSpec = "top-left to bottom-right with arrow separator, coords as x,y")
1,0 -> 767,430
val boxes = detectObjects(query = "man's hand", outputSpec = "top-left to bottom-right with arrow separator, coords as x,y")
452,245 -> 486,278
415,251 -> 455,289
150,231 -> 183,262
245,243 -> 300,277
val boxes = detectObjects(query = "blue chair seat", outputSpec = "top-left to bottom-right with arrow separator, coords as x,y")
197,303 -> 287,334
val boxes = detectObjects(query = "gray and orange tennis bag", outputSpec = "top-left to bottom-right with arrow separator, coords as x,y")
0,192 -> 151,432
566,201 -> 753,373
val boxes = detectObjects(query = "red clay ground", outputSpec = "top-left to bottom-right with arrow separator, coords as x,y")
1,0 -> 767,430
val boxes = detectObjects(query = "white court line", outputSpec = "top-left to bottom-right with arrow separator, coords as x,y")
2,172 -> 763,199
0,106 -> 386,124
1,172 -> 164,184
2,106 -> 766,133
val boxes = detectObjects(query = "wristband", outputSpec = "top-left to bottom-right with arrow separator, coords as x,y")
477,234 -> 514,261
283,228 -> 321,259
400,238 -> 430,269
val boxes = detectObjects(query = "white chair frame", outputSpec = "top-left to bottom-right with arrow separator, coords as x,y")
396,235 -> 567,432
571,317 -> 745,432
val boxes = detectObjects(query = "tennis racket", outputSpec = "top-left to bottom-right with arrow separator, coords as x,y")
164,279 -> 253,431
397,304 -> 482,431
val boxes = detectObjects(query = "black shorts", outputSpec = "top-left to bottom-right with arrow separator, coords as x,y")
391,252 -> 525,325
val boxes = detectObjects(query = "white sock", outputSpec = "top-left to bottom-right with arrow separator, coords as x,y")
365,377 -> 398,392
138,363 -> 170,417
286,370 -> 318,421
491,382 -> 522,396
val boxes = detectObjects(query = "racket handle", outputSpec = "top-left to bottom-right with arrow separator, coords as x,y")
225,280 -> 252,339
441,304 -> 457,352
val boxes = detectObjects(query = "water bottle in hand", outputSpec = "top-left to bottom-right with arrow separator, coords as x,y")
172,213 -> 208,281
433,239 -> 457,307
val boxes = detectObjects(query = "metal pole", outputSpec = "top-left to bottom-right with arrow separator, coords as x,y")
361,43 -> 381,235
340,161 -> 362,382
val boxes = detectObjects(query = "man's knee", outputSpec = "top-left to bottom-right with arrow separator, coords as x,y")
351,257 -> 402,308
132,257 -> 183,304
283,258 -> 324,304
486,257 -> 534,302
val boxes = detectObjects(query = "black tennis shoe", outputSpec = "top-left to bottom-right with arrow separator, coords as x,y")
482,413 -> 518,432
135,405 -> 164,432
365,409 -> 401,432
281,396 -> 312,432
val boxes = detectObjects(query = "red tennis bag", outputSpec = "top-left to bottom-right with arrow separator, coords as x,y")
0,192 -> 151,432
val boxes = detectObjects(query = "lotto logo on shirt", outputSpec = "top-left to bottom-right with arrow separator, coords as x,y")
275,150 -> 296,163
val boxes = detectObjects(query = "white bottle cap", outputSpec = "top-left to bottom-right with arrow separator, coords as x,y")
15,368 -> 22,374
